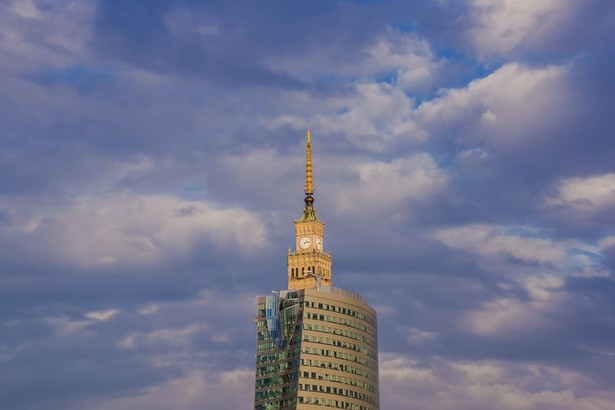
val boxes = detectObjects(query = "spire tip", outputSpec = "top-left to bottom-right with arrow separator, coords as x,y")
305,130 -> 313,196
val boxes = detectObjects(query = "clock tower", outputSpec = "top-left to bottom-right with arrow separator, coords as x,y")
254,130 -> 380,410
287,130 -> 332,290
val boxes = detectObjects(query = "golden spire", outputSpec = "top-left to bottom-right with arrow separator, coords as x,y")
297,129 -> 318,222
305,130 -> 313,195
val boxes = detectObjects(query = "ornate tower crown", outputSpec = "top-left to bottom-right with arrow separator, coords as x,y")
288,130 -> 332,290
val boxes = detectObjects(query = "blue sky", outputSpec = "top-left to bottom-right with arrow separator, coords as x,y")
1,1 -> 614,409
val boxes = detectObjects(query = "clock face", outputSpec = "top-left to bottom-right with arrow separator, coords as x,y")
316,238 -> 322,250
299,236 -> 311,249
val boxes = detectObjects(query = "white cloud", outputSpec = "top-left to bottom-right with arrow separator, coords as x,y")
11,0 -> 39,19
330,153 -> 448,215
115,289 -> 255,353
262,31 -> 446,152
138,304 -> 161,315
266,62 -> 569,154
469,0 -> 578,59
145,325 -> 202,348
309,81 -> 417,151
47,316 -> 90,336
431,223 -> 606,302
0,0 -> 95,67
380,356 -> 436,383
523,275 -> 564,301
599,236 -> 615,250
379,354 -> 615,410
433,224 -> 566,265
46,309 -> 121,338
85,309 -> 119,321
0,191 -> 268,269
363,29 -> 443,92
268,28 -> 443,92
546,173 -> 615,212
415,62 -> 568,148
92,369 -> 253,410
464,296 -> 548,336
403,327 -> 439,344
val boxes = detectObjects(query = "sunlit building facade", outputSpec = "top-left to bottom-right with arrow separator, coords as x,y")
254,131 -> 380,410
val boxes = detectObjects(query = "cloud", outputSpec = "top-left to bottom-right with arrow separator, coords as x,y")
380,355 -> 615,410
11,0 -> 39,19
269,28 -> 444,93
330,153 -> 448,215
85,309 -> 119,321
0,0 -> 94,67
264,81 -> 418,152
463,295 -> 554,336
468,0 -> 578,60
542,173 -> 615,234
433,224 -> 567,266
0,287 -> 257,410
0,192 -> 267,270
264,61 -> 571,156
415,62 -> 569,149
430,223 -> 610,286
546,173 -> 615,212
92,369 -> 253,410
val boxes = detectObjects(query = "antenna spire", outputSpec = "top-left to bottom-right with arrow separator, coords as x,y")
305,130 -> 313,197
298,130 -> 317,221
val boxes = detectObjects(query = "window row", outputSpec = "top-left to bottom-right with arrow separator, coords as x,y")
298,394 -> 376,409
296,226 -> 320,235
254,384 -> 297,401
301,359 -> 378,383
301,346 -> 375,370
303,323 -> 377,348
256,350 -> 295,364
304,302 -> 376,326
298,383 -> 377,406
255,372 -> 295,388
303,334 -> 378,360
304,312 -> 375,336
255,397 -> 296,410
257,341 -> 276,352
256,362 -> 294,376
301,370 -> 378,394
290,266 -> 330,278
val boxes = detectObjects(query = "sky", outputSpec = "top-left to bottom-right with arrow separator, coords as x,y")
0,0 -> 614,409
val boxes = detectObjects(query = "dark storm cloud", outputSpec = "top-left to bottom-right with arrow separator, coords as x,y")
91,0 -> 352,87
90,0 -> 478,91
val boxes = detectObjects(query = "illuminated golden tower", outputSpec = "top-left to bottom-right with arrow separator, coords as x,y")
254,131 -> 380,410
288,130 -> 333,291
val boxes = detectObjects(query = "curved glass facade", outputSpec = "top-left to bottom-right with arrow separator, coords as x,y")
255,287 -> 379,410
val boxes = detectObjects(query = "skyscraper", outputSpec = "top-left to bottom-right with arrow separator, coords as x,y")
254,131 -> 380,410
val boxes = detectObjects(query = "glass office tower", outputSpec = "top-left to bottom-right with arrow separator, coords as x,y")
254,131 -> 380,410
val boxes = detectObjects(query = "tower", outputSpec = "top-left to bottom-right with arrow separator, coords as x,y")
288,130 -> 332,291
254,131 -> 380,410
